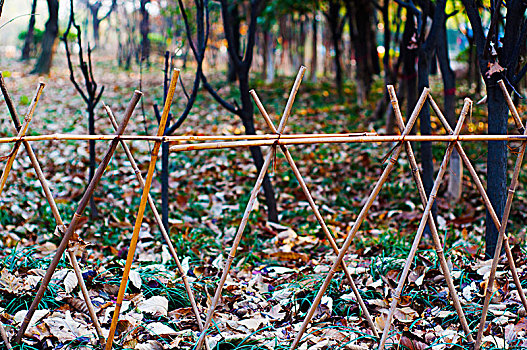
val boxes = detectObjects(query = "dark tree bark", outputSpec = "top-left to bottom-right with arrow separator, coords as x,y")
21,0 -> 38,60
32,0 -> 59,74
140,0 -> 150,63
325,0 -> 344,97
461,0 -> 527,257
311,12 -> 318,82
417,0 -> 447,231
401,10 -> 418,132
227,2 -> 240,82
347,0 -> 379,104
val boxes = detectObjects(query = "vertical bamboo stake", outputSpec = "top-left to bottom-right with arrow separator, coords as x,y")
15,90 -> 142,343
104,106 -> 210,349
387,86 -> 474,342
250,89 -> 379,338
194,66 -> 307,350
0,73 -> 104,345
0,83 -> 44,197
378,98 -> 471,350
474,83 -> 527,350
428,96 -> 527,312
288,88 -> 430,350
105,69 -> 179,350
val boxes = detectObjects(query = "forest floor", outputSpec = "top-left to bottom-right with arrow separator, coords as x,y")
0,54 -> 526,350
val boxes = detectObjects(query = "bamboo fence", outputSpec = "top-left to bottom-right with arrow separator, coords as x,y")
0,68 -> 526,350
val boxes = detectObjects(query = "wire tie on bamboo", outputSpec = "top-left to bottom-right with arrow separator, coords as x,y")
250,88 -> 379,338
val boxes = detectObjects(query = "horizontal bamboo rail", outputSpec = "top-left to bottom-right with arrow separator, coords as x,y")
1,133 -> 527,146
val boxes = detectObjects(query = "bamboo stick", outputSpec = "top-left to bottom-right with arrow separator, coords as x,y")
378,98 -> 472,350
428,95 -> 527,312
0,74 -> 105,345
498,80 -> 525,134
104,106 -> 211,350
388,86 -> 474,342
474,84 -> 527,350
288,87 -> 430,350
0,133 -> 527,146
194,66 -> 306,350
105,69 -> 179,350
251,89 -> 379,338
0,83 -> 44,197
15,90 -> 142,343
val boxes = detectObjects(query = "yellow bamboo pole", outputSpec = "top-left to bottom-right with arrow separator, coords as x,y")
388,86 -> 474,342
105,69 -> 180,350
0,83 -> 44,197
0,133 -> 527,146
288,87 -> 431,350
194,66 -> 307,350
104,105 -> 211,350
378,98 -> 472,350
251,89 -> 379,337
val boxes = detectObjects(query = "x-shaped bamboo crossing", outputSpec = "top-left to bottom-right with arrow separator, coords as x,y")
0,66 -> 526,350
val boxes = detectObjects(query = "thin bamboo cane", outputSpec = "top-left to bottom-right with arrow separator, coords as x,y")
388,86 -> 474,342
168,135 -> 527,152
498,80 -> 525,134
378,98 -> 471,350
194,66 -> 307,350
474,85 -> 527,350
104,106 -> 211,350
0,133 -> 527,145
251,89 -> 379,338
15,90 -> 142,343
105,69 -> 179,350
288,87 -> 431,350
428,95 -> 527,312
0,74 -> 105,345
0,83 -> 44,196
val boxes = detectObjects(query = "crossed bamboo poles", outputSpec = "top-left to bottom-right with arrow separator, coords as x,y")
1,70 -> 526,349
14,88 -> 143,343
0,74 -> 106,346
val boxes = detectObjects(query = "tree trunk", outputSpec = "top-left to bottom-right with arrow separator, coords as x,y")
32,0 -> 59,74
227,2 -> 240,82
21,0 -> 38,60
327,0 -> 343,97
140,0 -> 150,63
91,6 -> 101,47
485,86 -> 508,257
401,12 -> 417,134
238,74 -> 278,222
437,21 -> 462,201
311,12 -> 318,82
264,32 -> 274,83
